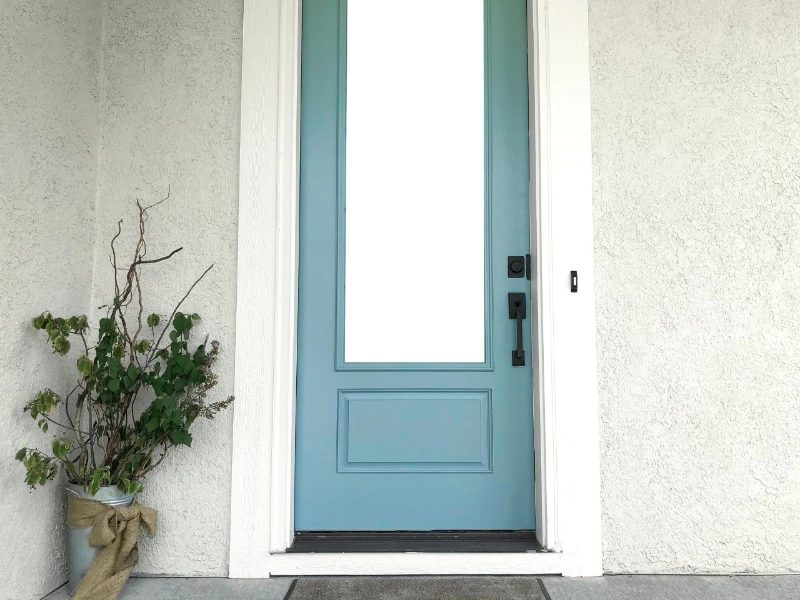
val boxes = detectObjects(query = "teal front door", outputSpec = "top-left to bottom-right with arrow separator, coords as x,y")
295,0 -> 535,531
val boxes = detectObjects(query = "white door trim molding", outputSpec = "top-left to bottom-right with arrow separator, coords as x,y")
529,0 -> 603,576
267,551 -> 563,577
229,0 -> 301,575
230,0 -> 602,578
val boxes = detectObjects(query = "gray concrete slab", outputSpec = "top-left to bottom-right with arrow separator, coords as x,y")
41,574 -> 800,600
42,576 -> 295,600
290,576 -> 546,600
540,575 -> 800,600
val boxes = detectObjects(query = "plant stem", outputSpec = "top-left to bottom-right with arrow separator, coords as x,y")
146,264 -> 214,364
38,413 -> 91,437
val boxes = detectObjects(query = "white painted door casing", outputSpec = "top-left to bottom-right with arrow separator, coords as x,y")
229,0 -> 601,577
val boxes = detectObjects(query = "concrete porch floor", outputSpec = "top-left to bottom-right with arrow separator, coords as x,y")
42,574 -> 800,600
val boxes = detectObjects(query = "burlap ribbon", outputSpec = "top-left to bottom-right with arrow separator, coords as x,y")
67,495 -> 158,600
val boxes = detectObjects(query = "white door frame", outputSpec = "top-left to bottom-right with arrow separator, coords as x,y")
229,0 -> 602,577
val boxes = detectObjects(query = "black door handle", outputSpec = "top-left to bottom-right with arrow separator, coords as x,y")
508,293 -> 526,367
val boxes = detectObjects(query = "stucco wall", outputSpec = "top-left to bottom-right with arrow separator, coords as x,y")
0,1 -> 100,599
4,0 -> 800,589
88,0 -> 243,576
590,0 -> 800,573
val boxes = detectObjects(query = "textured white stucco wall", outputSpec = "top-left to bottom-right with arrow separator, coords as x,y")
4,0 -> 800,588
0,1 -> 100,599
88,0 -> 243,576
591,0 -> 800,573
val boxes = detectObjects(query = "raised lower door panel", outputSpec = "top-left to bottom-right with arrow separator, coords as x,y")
338,390 -> 492,473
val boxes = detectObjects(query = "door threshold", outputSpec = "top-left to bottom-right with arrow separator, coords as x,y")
268,550 -> 562,576
288,530 -> 540,553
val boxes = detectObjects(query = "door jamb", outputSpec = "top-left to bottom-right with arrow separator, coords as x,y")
230,0 -> 602,577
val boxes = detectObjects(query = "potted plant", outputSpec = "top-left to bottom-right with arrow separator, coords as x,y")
15,198 -> 233,598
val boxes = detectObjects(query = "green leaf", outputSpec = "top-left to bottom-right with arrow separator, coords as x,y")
174,355 -> 191,374
146,418 -> 159,433
147,313 -> 161,328
25,389 -> 60,418
20,449 -> 60,490
119,478 -> 142,495
169,431 -> 192,447
135,340 -> 151,354
15,448 -> 27,461
76,355 -> 93,377
108,379 -> 120,393
87,467 -> 111,496
74,315 -> 89,332
109,359 -> 120,378
191,313 -> 201,321
53,335 -> 70,355
52,438 -> 70,459
173,313 -> 186,333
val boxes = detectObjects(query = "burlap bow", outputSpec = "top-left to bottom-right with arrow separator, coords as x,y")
67,495 -> 158,600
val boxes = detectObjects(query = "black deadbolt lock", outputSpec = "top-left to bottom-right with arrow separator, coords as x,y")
508,256 -> 525,278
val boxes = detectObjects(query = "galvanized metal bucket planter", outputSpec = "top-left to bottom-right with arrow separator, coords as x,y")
65,484 -> 137,594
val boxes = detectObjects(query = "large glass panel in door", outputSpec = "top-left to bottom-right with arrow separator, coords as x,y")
344,0 -> 486,364
295,0 -> 535,531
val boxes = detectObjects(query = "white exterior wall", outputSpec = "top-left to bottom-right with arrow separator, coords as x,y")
0,2 -> 100,599
2,0 -> 800,590
88,0 -> 244,576
591,0 -> 800,573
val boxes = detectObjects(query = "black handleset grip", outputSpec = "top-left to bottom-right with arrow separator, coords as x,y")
508,293 -> 526,367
